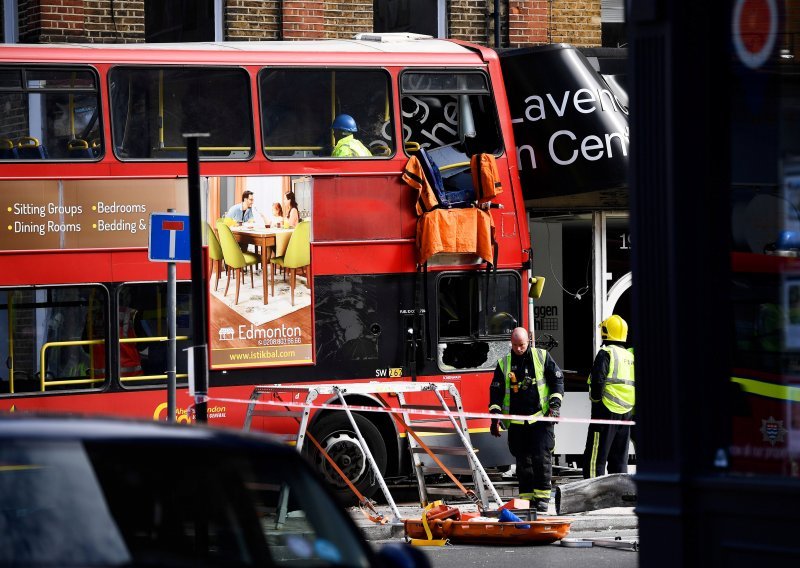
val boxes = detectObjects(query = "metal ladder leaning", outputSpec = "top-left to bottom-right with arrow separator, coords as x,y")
397,383 -> 502,510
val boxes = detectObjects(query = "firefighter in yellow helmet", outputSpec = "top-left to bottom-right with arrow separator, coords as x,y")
489,327 -> 565,513
582,314 -> 635,478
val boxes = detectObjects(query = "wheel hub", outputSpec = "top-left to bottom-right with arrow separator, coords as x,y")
317,432 -> 367,487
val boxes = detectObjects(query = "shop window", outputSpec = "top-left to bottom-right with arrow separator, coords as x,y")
436,271 -> 521,372
109,66 -> 253,160
260,68 -> 394,159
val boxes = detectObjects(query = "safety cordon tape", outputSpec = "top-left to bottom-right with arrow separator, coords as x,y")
203,396 -> 636,426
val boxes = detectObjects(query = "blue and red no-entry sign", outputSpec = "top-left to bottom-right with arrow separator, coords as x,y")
148,212 -> 191,263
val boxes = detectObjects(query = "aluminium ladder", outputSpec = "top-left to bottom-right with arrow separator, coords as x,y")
242,381 -> 502,519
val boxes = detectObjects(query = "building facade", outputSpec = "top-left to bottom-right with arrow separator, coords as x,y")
1,0 -> 615,48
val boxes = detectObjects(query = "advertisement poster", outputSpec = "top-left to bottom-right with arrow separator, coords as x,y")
0,179 -> 188,250
206,175 -> 313,369
0,175 -> 313,371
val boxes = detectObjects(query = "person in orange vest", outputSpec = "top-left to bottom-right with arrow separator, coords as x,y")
90,307 -> 143,378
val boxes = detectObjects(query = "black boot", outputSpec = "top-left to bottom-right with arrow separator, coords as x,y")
534,499 -> 549,513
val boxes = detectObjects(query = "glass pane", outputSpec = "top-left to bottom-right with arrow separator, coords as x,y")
118,283 -> 192,390
260,68 -> 394,158
728,15 -> 800,476
109,67 -> 253,160
0,68 -> 22,89
26,69 -> 96,90
402,91 -> 502,156
401,72 -> 488,94
437,272 -> 521,372
0,286 -> 109,395
0,67 -> 102,161
84,443 -> 371,566
0,442 -> 131,565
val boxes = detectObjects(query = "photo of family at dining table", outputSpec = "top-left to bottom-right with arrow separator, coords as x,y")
205,175 -> 312,360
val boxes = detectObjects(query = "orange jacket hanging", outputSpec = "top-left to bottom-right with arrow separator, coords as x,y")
470,153 -> 503,202
402,155 -> 440,215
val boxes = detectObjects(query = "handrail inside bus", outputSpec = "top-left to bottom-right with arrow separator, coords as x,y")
40,336 -> 189,392
439,161 -> 470,172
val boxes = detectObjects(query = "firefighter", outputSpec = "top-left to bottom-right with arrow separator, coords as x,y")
582,314 -> 635,478
330,114 -> 372,157
489,327 -> 564,513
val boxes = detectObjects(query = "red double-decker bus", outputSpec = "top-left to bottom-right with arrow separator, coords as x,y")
0,36 -> 534,497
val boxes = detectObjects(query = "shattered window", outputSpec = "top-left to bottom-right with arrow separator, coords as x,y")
436,271 -> 521,372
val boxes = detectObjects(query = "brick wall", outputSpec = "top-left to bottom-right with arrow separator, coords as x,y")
10,1 -> 603,49
508,1 -> 548,46
84,0 -> 144,43
324,1 -> 372,39
226,0 -> 280,40
551,0 -> 601,47
18,0 -> 43,43
282,0 -> 324,39
450,0 -> 486,44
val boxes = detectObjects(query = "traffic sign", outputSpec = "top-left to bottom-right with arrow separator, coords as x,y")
148,212 -> 191,263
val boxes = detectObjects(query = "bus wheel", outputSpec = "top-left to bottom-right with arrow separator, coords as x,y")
307,413 -> 388,504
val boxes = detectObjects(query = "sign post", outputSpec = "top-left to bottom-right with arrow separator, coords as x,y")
148,210 -> 191,423
184,133 -> 210,423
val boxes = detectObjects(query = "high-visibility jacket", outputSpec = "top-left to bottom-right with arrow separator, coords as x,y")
591,344 -> 635,414
332,135 -> 372,157
496,348 -> 556,428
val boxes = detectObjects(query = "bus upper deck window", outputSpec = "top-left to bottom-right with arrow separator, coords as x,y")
109,67 -> 253,161
400,70 -> 502,159
259,68 -> 394,159
0,67 -> 102,161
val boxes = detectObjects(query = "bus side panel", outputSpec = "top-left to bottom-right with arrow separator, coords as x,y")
313,175 -> 417,242
0,250 -> 192,285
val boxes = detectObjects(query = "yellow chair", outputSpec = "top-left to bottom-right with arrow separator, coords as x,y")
206,222 -> 224,292
270,221 -> 310,306
216,221 -> 259,305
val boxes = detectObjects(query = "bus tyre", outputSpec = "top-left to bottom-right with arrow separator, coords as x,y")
306,413 -> 388,505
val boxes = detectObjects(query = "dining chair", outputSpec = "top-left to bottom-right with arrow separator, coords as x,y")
270,220 -> 310,306
206,222 -> 224,292
216,221 -> 259,305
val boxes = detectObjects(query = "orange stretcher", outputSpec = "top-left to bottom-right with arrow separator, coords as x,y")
403,516 -> 572,546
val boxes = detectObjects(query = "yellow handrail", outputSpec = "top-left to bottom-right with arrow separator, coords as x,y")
40,336 -> 190,391
40,339 -> 103,392
439,161 -> 470,172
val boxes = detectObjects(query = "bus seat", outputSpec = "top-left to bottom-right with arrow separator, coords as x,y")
91,138 -> 102,157
0,138 -> 18,159
67,138 -> 94,158
16,136 -> 48,159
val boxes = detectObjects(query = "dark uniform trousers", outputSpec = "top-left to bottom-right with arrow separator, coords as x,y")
582,402 -> 632,478
508,421 -> 555,497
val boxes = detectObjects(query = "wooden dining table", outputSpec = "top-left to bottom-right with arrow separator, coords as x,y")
230,225 -> 294,304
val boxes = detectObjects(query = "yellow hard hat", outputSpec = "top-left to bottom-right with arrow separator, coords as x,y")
600,315 -> 628,342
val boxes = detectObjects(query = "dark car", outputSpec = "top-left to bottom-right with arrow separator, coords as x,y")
0,414 -> 422,567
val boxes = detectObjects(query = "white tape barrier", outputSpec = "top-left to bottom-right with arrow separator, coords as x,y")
205,396 -> 635,427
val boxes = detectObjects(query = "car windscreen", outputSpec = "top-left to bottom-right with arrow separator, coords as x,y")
0,438 -> 371,567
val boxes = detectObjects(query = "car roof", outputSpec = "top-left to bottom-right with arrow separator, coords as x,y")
0,413 -> 292,452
